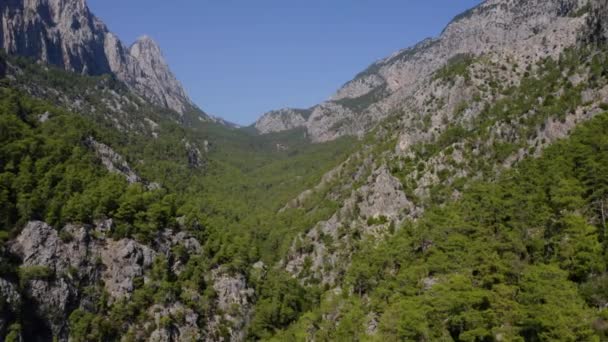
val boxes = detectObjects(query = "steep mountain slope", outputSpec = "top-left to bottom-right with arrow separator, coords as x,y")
0,0 -> 197,115
255,0 -> 592,142
275,111 -> 608,340
1,0 -> 608,341
250,0 -> 608,339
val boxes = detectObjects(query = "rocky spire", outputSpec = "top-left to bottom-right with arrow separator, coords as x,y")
128,35 -> 192,114
0,0 -> 197,115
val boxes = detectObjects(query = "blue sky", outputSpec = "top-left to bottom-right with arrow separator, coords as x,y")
88,0 -> 482,125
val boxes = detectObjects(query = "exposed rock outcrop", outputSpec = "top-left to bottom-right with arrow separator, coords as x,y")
184,139 -> 204,168
85,137 -> 141,184
254,108 -> 310,134
284,164 -> 418,285
5,221 -> 206,338
100,239 -> 156,299
126,35 -> 192,114
586,0 -> 608,43
356,166 -> 417,222
0,278 -> 21,334
147,303 -> 202,342
205,269 -> 255,342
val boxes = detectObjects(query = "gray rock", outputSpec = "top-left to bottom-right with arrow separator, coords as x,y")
183,139 -> 203,168
0,0 -> 197,115
38,111 -> 51,123
85,137 -> 141,184
147,304 -> 201,342
357,166 -> 416,223
127,36 -> 192,114
421,276 -> 439,290
26,278 -> 76,338
6,220 -> 234,340
100,239 -> 156,300
8,223 -> 78,337
254,108 -> 310,134
0,278 -> 21,317
10,221 -> 88,275
585,0 -> 608,43
253,0 -> 591,142
205,268 -> 254,342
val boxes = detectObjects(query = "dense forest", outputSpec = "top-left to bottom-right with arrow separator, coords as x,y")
2,0 -> 608,340
0,67 -> 354,340
2,55 -> 608,340
273,111 -> 608,341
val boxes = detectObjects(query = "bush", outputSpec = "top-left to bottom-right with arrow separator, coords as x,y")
18,265 -> 53,286
366,215 -> 388,226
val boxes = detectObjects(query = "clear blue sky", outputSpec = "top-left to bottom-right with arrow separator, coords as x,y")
88,0 -> 482,125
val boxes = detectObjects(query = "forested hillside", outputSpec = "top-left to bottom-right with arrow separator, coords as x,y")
1,0 -> 608,341
0,52 -> 358,340
272,111 -> 608,341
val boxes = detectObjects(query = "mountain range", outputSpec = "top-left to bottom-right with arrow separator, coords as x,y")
1,0 -> 608,341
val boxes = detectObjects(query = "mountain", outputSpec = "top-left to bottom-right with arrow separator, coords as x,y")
254,0 -> 596,142
2,0 -> 608,341
253,108 -> 311,134
0,0 -> 197,115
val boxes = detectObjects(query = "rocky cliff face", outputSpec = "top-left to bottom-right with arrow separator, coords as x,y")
255,0 -> 591,142
2,220 -> 253,341
126,35 -> 193,115
8,221 -> 157,338
0,0 -> 196,115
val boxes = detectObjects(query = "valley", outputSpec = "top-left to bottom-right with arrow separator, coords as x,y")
1,0 -> 608,341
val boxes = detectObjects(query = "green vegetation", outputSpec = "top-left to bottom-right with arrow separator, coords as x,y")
390,48 -> 608,209
274,111 -> 608,341
0,56 -> 357,340
434,53 -> 476,84
0,86 -> 184,242
1,32 -> 608,342
18,266 -> 53,286
334,84 -> 389,112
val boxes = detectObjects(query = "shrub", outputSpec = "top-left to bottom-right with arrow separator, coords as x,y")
18,265 -> 53,286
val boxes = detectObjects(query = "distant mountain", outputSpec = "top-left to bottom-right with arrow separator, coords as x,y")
209,115 -> 241,129
0,0 -> 199,116
254,0 -> 605,142
254,108 -> 312,134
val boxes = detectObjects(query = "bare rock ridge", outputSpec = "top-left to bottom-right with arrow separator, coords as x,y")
0,0 -> 197,115
254,0 -> 593,142
254,108 -> 311,134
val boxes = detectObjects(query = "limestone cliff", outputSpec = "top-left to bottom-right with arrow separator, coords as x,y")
255,0 -> 591,142
0,0 -> 197,115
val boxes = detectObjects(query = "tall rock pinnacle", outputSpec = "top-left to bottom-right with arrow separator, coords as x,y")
0,0 -> 196,115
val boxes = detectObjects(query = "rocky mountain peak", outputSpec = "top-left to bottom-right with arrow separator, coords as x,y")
0,0 -> 198,115
130,35 -> 161,56
125,34 -> 193,114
